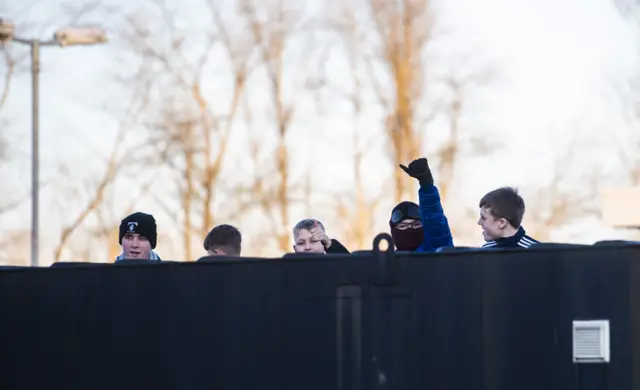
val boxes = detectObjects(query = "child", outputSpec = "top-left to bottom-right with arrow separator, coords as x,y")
478,187 -> 539,248
203,224 -> 242,256
116,212 -> 162,261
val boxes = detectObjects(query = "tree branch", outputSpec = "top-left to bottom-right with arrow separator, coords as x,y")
0,48 -> 15,111
52,123 -> 129,262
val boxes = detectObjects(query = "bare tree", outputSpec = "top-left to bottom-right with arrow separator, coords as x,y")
330,0 -> 502,211
92,206 -> 130,262
52,125 -> 129,262
0,45 -> 18,188
428,66 -> 499,202
48,50 -> 157,262
322,3 -> 384,249
235,0 -> 307,252
365,0 -> 433,203
609,1 -> 640,189
122,0 -> 251,259
200,0 -> 251,236
0,41 -> 32,237
616,100 -> 640,185
0,47 -> 16,113
617,141 -> 640,185
0,229 -> 30,265
525,150 -> 599,241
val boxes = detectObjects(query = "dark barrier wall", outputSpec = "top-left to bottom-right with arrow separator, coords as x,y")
1,243 -> 640,390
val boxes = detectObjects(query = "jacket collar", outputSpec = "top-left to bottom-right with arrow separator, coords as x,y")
494,226 -> 526,246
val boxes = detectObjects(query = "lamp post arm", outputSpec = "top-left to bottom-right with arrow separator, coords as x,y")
11,37 -> 58,46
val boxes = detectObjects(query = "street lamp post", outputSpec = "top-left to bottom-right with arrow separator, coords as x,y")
0,20 -> 107,266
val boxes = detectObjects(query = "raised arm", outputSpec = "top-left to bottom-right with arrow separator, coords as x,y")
400,157 -> 454,252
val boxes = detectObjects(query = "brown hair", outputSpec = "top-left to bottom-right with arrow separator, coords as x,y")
479,187 -> 525,228
203,224 -> 242,256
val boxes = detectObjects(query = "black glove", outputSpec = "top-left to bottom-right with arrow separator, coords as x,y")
399,157 -> 434,187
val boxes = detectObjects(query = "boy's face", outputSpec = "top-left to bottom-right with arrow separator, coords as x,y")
293,229 -> 325,253
122,232 -> 152,259
478,207 -> 507,241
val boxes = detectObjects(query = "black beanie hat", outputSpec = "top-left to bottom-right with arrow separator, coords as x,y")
119,212 -> 158,249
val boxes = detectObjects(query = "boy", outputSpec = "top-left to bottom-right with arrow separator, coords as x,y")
116,212 -> 162,261
292,219 -> 349,254
478,187 -> 539,248
203,224 -> 242,256
392,157 -> 453,252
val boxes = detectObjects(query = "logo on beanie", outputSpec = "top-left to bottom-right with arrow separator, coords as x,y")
127,222 -> 138,232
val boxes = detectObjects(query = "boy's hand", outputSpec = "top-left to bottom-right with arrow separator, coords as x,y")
311,221 -> 332,249
399,157 -> 434,187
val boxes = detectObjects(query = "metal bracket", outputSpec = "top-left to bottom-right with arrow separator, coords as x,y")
373,233 -> 396,285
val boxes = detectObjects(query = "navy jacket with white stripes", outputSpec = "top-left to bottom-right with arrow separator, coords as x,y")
482,226 -> 539,249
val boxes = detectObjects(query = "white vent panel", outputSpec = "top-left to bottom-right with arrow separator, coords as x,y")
572,320 -> 610,363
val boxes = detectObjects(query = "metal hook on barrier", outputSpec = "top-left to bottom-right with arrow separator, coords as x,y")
373,233 -> 395,282
373,233 -> 394,256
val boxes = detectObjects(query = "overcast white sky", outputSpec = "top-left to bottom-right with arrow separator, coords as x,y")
1,0 -> 639,263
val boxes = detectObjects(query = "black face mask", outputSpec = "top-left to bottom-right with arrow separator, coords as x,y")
390,225 -> 424,251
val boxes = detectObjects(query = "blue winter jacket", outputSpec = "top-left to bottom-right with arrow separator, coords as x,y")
415,185 -> 454,252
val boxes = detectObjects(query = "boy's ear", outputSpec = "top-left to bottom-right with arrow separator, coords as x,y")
498,218 -> 509,229
208,248 -> 223,256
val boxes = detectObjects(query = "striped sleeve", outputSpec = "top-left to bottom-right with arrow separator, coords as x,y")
482,241 -> 497,248
518,235 -> 539,248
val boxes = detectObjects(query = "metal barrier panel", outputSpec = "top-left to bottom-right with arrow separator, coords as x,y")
0,245 -> 639,390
